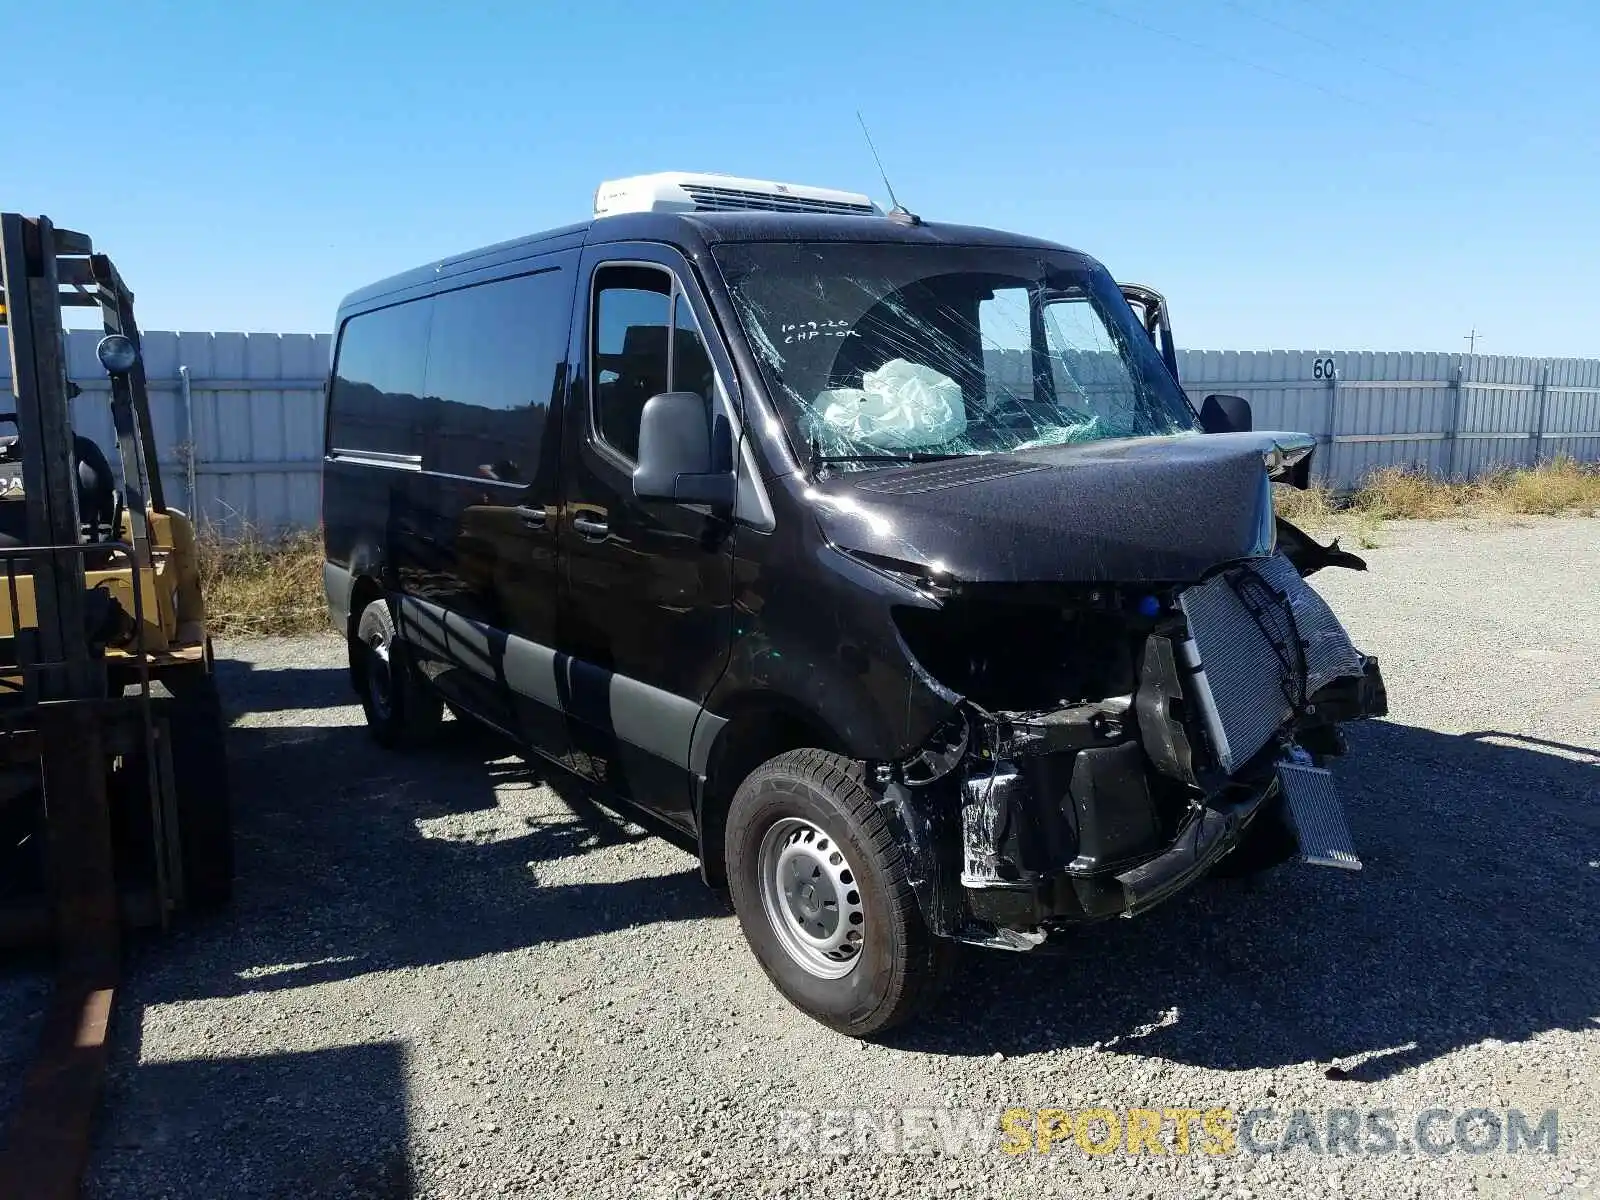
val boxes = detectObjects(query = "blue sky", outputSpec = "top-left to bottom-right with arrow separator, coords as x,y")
10,0 -> 1597,355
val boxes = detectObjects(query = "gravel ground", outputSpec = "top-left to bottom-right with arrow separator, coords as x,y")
0,960 -> 49,1139
4,516 -> 1595,1198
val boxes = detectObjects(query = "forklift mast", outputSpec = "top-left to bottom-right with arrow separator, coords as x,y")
1,215 -> 93,699
0,213 -> 230,1200
1,213 -> 166,555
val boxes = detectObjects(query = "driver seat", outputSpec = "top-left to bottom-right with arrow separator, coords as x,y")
0,432 -> 119,548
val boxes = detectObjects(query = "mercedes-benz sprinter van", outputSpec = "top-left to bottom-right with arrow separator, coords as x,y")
322,173 -> 1388,1036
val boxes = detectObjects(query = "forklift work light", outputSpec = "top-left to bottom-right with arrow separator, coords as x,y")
96,333 -> 137,374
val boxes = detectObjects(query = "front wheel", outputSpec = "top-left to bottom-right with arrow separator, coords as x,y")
725,749 -> 947,1038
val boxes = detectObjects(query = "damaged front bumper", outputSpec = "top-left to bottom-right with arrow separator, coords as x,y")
871,551 -> 1390,950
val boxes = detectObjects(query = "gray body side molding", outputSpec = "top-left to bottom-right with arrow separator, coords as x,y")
398,594 -> 726,777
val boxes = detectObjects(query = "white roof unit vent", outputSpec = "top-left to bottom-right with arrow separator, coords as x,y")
594,172 -> 881,218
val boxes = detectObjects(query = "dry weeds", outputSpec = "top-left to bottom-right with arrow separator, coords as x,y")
1277,457 -> 1600,533
197,527 -> 328,637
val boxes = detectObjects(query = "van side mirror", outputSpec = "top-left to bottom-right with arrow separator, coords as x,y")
633,391 -> 737,509
1199,393 -> 1252,434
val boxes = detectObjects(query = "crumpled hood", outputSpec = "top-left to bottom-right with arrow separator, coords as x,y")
806,431 -> 1314,585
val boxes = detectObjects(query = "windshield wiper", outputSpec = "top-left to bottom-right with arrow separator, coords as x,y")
814,451 -> 968,465
809,436 -> 968,474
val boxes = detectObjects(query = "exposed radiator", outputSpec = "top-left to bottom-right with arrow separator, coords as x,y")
1177,553 -> 1365,773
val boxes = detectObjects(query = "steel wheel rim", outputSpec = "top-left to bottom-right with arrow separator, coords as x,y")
757,816 -> 866,980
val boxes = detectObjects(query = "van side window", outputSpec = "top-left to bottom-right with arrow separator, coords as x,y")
591,265 -> 717,462
673,290 -> 715,403
592,266 -> 671,461
328,298 -> 433,458
423,271 -> 568,482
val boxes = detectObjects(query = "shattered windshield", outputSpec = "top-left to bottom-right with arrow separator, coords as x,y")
712,241 -> 1199,472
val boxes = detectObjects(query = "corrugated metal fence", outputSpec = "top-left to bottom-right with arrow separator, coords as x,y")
1176,349 -> 1600,488
3,331 -> 1597,533
2,329 -> 331,535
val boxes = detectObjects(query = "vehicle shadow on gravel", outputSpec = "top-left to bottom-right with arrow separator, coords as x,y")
131,715 -> 724,1006
90,1035 -> 413,1200
896,718 -> 1599,1081
212,657 -> 349,715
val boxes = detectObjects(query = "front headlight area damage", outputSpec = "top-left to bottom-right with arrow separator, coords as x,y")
870,556 -> 1388,951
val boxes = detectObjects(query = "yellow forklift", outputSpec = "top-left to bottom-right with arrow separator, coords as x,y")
0,213 -> 231,1200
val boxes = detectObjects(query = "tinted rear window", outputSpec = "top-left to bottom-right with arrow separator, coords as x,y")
422,270 -> 571,481
328,265 -> 573,479
327,299 -> 432,458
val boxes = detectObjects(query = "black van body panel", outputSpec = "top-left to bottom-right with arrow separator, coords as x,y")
551,241 -> 744,829
336,223 -> 591,314
336,213 -> 1082,317
596,211 -> 1086,255
324,245 -> 580,757
705,516 -> 958,765
808,432 -> 1289,585
324,208 -> 1389,948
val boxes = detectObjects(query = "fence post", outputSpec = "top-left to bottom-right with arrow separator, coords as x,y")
1445,361 -> 1463,480
1530,359 -> 1549,467
1322,356 -> 1340,486
177,364 -> 197,514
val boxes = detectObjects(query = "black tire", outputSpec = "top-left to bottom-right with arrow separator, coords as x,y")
725,749 -> 948,1038
165,666 -> 233,910
354,598 -> 442,749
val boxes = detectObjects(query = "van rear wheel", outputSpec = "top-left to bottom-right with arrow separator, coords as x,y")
725,749 -> 947,1038
355,599 -> 441,749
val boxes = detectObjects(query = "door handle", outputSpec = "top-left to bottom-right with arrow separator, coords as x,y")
572,514 -> 609,539
514,504 -> 549,529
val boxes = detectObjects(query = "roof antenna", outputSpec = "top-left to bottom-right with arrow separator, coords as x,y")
856,111 -> 921,226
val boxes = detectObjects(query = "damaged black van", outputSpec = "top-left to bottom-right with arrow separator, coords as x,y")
321,172 -> 1388,1036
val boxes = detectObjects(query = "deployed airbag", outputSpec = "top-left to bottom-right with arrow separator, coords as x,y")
818,358 -> 966,450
